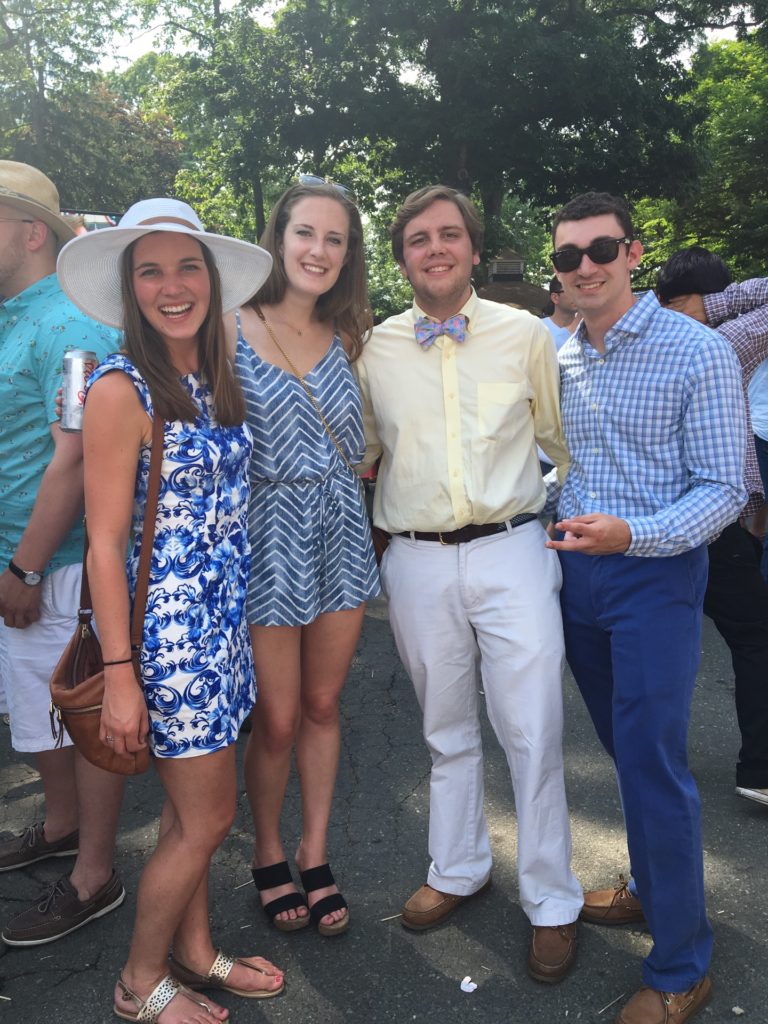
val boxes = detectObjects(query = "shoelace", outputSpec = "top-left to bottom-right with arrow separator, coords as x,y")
38,877 -> 69,913
661,985 -> 697,1008
613,873 -> 632,896
19,824 -> 43,850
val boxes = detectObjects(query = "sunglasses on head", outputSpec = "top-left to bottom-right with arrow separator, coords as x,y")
551,236 -> 632,273
298,174 -> 355,200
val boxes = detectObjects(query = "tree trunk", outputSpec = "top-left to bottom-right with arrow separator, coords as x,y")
252,173 -> 265,239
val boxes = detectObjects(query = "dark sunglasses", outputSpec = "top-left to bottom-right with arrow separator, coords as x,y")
551,236 -> 632,273
298,174 -> 355,200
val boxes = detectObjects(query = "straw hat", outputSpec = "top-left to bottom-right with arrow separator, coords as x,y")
56,197 -> 272,328
0,161 -> 76,246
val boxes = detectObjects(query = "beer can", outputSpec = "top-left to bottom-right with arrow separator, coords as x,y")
61,349 -> 99,432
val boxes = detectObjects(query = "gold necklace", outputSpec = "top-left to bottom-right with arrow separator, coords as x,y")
272,314 -> 306,337
253,304 -> 362,490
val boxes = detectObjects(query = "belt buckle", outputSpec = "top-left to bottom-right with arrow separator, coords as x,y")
438,531 -> 448,546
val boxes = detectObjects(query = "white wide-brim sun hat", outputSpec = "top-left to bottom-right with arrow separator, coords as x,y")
57,197 -> 272,328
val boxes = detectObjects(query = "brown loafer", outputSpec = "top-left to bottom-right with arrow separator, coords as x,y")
400,878 -> 491,931
527,923 -> 577,983
580,875 -> 645,926
616,977 -> 712,1024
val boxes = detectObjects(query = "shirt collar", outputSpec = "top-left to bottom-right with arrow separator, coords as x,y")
0,273 -> 58,317
573,289 -> 658,352
411,287 -> 477,336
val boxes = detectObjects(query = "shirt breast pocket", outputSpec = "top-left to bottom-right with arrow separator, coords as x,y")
477,381 -> 530,439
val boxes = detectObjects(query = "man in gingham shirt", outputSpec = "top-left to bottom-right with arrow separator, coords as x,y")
546,193 -> 746,1024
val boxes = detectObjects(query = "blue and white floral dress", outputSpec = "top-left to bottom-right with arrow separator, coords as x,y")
87,355 -> 255,758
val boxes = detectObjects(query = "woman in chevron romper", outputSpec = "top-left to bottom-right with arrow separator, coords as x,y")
228,180 -> 378,935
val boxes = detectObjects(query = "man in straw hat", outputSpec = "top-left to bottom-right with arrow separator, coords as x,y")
0,161 -> 126,946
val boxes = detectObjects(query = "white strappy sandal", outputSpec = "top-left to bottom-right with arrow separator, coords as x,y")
114,972 -> 215,1022
169,949 -> 285,999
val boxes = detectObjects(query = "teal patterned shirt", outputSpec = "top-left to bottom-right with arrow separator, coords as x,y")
0,273 -> 118,571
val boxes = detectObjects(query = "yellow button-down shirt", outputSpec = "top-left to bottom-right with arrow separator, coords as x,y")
355,290 -> 569,534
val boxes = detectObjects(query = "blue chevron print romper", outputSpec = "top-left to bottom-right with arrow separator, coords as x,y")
87,356 -> 256,757
235,324 -> 379,626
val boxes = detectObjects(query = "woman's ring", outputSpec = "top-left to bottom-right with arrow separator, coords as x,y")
106,735 -> 114,743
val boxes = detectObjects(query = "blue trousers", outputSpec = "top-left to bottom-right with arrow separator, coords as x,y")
559,547 -> 713,990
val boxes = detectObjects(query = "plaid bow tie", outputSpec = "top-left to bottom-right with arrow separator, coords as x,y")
414,314 -> 468,349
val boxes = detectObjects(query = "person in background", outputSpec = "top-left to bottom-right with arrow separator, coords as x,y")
57,197 -> 284,1021
749,357 -> 768,579
538,277 -> 579,473
357,184 -> 583,983
547,193 -> 746,1024
231,178 -> 378,936
657,248 -> 768,808
542,275 -> 579,349
0,161 -> 125,949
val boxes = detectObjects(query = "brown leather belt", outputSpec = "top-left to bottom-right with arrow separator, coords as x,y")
398,513 -> 537,545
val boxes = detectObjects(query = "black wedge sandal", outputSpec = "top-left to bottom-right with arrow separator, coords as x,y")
300,863 -> 349,936
251,861 -> 309,932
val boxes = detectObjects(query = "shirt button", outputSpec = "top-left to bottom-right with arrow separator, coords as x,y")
453,470 -> 459,478
598,358 -> 605,365
591,403 -> 598,411
448,393 -> 455,399
593,447 -> 599,453
590,491 -> 597,498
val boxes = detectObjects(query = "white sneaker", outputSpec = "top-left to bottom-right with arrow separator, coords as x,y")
736,786 -> 768,806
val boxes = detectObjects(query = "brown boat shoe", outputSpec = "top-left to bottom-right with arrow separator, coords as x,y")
400,878 -> 491,931
0,822 -> 79,873
616,977 -> 712,1024
580,874 -> 646,926
527,922 -> 578,983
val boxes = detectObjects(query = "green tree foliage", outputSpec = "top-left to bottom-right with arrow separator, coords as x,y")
133,1 -> 302,236
686,36 -> 768,276
136,2 -> 768,251
258,0 -> 748,219
0,1 -> 181,208
632,34 -> 768,287
0,0 -> 131,159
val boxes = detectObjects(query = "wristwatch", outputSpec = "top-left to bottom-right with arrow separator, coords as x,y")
8,559 -> 43,586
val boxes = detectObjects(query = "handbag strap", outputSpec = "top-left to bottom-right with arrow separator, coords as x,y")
254,304 -> 360,481
78,415 -> 164,682
130,415 -> 164,664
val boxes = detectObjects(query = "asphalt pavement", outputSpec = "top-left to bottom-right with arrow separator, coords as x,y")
0,598 -> 766,1024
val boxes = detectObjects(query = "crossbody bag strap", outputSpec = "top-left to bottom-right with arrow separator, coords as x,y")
254,304 -> 360,480
129,415 -> 164,677
77,414 -> 164,684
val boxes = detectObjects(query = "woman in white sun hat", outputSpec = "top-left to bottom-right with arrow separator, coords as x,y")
57,198 -> 284,1023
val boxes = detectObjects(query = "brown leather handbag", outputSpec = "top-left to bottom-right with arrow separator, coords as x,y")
49,417 -> 163,775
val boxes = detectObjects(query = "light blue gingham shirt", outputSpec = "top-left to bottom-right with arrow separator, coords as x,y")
547,290 -> 747,557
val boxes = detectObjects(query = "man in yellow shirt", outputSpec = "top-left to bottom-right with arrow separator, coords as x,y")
356,185 -> 583,983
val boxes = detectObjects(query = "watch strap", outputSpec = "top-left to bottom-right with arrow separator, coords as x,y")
8,559 -> 42,584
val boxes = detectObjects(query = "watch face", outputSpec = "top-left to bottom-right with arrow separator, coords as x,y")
8,560 -> 42,585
